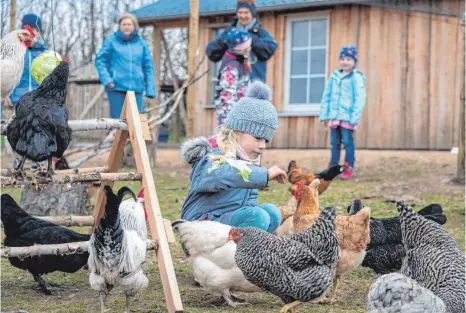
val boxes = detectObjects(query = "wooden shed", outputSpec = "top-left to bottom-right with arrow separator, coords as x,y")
133,0 -> 465,150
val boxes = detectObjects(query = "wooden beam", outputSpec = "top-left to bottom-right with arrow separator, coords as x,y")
186,0 -> 199,138
1,167 -> 109,176
123,92 -> 183,313
150,25 -> 162,167
457,61 -> 465,184
9,0 -> 16,32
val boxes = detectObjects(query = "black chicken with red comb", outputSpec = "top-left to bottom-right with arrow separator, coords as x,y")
7,58 -> 72,176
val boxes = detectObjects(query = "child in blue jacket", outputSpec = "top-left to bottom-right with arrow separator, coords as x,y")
180,81 -> 286,232
319,46 -> 367,179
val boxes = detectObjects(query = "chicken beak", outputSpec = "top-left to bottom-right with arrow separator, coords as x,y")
227,235 -> 234,241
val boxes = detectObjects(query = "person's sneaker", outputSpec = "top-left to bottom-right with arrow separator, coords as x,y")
342,162 -> 355,180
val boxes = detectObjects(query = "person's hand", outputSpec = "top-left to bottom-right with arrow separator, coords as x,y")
106,83 -> 115,89
268,166 -> 287,184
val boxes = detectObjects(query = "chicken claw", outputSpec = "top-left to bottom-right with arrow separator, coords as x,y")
33,274 -> 52,295
280,300 -> 302,313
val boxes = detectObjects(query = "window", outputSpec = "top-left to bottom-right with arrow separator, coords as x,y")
207,28 -> 226,106
284,15 -> 328,114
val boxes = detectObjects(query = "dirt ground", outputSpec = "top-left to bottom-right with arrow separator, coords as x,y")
1,148 -> 464,313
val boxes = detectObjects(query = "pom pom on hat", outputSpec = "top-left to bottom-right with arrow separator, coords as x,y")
246,80 -> 272,101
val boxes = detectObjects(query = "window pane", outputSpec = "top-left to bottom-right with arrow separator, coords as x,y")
291,50 -> 308,75
311,19 -> 327,46
292,21 -> 308,47
289,78 -> 307,104
309,77 -> 325,104
310,48 -> 326,75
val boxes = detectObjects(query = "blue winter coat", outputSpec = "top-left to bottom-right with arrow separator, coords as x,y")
206,19 -> 277,82
319,69 -> 367,125
9,40 -> 47,105
95,31 -> 156,98
181,148 -> 268,224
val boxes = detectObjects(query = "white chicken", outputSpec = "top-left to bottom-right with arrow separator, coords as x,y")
1,26 -> 35,100
88,185 -> 149,313
172,219 -> 261,307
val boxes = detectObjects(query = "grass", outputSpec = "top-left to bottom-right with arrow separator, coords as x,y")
1,166 -> 464,313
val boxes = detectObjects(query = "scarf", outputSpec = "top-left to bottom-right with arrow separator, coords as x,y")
116,29 -> 139,42
236,18 -> 256,32
236,142 -> 261,166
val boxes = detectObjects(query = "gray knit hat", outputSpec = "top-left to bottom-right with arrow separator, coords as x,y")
225,81 -> 278,142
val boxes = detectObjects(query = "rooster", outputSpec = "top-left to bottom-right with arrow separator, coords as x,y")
1,194 -> 90,295
171,219 -> 261,307
1,26 -> 35,100
6,58 -> 72,175
287,160 -> 343,195
88,185 -> 148,313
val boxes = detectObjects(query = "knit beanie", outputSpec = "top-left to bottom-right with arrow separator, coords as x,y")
237,0 -> 256,16
225,29 -> 252,50
22,13 -> 42,33
226,81 -> 278,142
340,46 -> 358,62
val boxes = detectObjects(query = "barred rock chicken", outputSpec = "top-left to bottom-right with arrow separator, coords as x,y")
367,273 -> 446,313
171,219 -> 261,307
1,26 -> 35,100
276,180 -> 371,303
1,194 -> 90,295
287,160 -> 343,195
88,186 -> 148,313
348,201 -> 447,274
396,201 -> 465,313
230,207 -> 339,313
6,58 -> 72,175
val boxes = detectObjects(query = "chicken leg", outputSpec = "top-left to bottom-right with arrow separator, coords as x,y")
100,292 -> 108,313
33,274 -> 52,295
222,291 -> 249,307
311,275 -> 341,304
45,157 -> 54,177
280,300 -> 301,313
124,293 -> 131,313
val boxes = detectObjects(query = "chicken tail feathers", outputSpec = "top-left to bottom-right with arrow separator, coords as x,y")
417,203 -> 447,225
315,165 -> 344,181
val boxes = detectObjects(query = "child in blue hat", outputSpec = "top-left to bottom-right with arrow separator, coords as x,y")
319,45 -> 367,179
181,81 -> 286,233
214,29 -> 252,127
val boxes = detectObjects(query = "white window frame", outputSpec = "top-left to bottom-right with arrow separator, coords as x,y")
283,12 -> 330,115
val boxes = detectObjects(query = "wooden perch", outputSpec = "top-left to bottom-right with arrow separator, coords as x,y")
0,240 -> 158,259
37,215 -> 95,227
1,119 -> 129,136
0,172 -> 142,187
1,167 -> 109,176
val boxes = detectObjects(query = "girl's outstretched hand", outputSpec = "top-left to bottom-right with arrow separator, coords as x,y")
268,166 -> 287,184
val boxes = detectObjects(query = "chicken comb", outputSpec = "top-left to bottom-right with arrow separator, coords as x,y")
228,227 -> 236,236
23,25 -> 34,36
64,56 -> 70,62
294,180 -> 306,200
137,187 -> 145,199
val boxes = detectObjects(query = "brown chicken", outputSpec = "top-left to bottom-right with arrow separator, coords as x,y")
277,180 -> 307,224
276,179 -> 371,303
287,160 -> 343,195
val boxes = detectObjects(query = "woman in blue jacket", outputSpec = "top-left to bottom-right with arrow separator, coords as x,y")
206,0 -> 277,82
95,13 -> 156,118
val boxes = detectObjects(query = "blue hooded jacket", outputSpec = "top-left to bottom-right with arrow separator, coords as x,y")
206,19 -> 277,82
180,137 -> 268,224
319,69 -> 367,125
9,39 -> 47,105
95,30 -> 156,97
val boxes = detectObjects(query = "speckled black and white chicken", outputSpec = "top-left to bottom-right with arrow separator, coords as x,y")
367,273 -> 446,313
397,201 -> 465,313
171,219 -> 261,307
88,185 -> 148,313
230,206 -> 339,313
347,201 -> 447,274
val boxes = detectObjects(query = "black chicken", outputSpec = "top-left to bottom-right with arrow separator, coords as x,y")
1,194 -> 90,295
6,58 -> 72,175
347,200 -> 447,274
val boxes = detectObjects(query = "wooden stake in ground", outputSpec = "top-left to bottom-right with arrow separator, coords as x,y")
186,0 -> 199,138
89,92 -> 183,313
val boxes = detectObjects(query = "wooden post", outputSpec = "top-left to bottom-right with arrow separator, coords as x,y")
122,92 -> 183,312
186,0 -> 199,138
150,25 -> 163,167
9,0 -> 16,32
457,68 -> 465,184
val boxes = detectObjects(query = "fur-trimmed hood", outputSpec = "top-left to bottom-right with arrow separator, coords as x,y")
180,137 -> 212,166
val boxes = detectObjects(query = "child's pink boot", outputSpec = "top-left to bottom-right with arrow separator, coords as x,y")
342,162 -> 355,180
